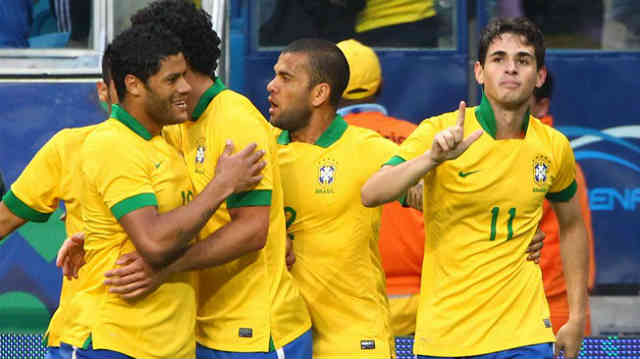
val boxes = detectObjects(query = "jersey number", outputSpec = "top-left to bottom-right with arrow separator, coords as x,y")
181,190 -> 193,205
489,206 -> 516,241
284,206 -> 296,240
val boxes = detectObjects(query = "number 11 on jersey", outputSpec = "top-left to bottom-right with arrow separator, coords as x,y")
489,206 -> 516,241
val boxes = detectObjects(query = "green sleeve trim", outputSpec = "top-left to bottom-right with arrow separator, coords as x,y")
82,334 -> 92,350
227,189 -> 272,208
546,180 -> 577,202
110,193 -> 158,220
384,155 -> 406,167
397,192 -> 408,206
1,190 -> 51,222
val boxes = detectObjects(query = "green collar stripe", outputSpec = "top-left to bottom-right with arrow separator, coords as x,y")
2,190 -> 51,222
474,92 -> 530,139
276,130 -> 289,145
227,189 -> 272,209
384,155 -> 406,167
192,78 -> 227,119
111,193 -> 158,220
276,114 -> 348,148
546,180 -> 577,202
110,104 -> 153,140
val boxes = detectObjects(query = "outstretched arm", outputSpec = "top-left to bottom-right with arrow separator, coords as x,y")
362,101 -> 482,207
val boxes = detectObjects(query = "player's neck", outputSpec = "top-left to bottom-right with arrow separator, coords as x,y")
120,101 -> 162,136
488,97 -> 529,139
290,108 -> 336,144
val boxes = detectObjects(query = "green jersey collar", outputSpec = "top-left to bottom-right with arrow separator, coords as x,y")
192,77 -> 227,120
276,114 -> 348,148
110,104 -> 152,140
474,92 -> 529,139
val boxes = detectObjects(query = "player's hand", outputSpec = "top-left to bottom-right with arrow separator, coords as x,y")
406,180 -> 423,211
429,101 -> 483,164
555,318 -> 585,359
56,232 -> 86,280
215,140 -> 266,193
285,236 -> 295,270
526,228 -> 545,263
103,251 -> 166,300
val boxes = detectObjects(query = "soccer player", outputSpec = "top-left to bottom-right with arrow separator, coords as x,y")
0,49 -> 116,359
56,23 -> 263,358
361,17 -> 589,359
267,38 -> 397,358
101,2 -> 313,358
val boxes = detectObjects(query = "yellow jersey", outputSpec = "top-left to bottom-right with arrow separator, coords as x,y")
276,116 -> 396,358
388,95 -> 576,356
62,104 -> 197,358
2,125 -> 97,347
163,79 -> 311,352
356,0 -> 436,33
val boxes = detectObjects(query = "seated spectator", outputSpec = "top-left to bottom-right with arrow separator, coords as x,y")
354,0 -> 438,47
0,0 -> 33,48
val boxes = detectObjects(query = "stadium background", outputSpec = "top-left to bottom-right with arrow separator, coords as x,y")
0,0 -> 638,358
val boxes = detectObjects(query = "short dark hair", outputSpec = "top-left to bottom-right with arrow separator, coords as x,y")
101,44 -> 112,84
109,23 -> 182,101
282,38 -> 350,107
131,0 -> 221,78
533,70 -> 553,101
478,17 -> 545,70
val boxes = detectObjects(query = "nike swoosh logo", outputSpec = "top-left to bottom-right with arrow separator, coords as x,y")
458,170 -> 480,177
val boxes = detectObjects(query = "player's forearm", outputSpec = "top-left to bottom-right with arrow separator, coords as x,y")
167,215 -> 268,273
132,177 -> 234,267
0,203 -> 27,239
361,152 -> 437,207
559,219 -> 589,321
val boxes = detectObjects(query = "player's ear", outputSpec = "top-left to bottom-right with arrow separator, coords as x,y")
536,65 -> 547,88
124,74 -> 143,97
474,61 -> 485,85
311,82 -> 331,107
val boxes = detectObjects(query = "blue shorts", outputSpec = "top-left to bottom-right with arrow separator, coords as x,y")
44,344 -> 73,359
196,329 -> 312,359
418,342 -> 553,359
58,342 -> 132,359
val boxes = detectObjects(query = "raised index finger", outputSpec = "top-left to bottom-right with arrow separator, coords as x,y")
456,101 -> 467,129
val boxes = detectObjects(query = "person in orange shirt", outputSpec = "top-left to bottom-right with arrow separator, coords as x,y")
531,72 -> 597,336
336,39 -> 544,336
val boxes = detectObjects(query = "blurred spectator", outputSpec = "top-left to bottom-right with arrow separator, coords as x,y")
336,39 -> 425,335
0,0 -> 33,48
354,0 -> 438,47
602,0 -> 640,49
532,72 -> 597,336
488,0 -> 603,48
260,0 -> 365,46
49,0 -> 90,47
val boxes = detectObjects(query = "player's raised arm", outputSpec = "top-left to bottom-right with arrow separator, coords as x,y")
361,101 -> 483,207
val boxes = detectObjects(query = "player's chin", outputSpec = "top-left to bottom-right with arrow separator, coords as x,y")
167,111 -> 189,124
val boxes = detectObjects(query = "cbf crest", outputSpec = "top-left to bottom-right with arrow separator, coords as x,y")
195,137 -> 207,174
316,157 -> 338,194
532,154 -> 551,187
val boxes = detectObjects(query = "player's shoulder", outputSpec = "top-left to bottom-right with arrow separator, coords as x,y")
529,116 -> 571,146
50,124 -> 100,148
346,123 -> 398,149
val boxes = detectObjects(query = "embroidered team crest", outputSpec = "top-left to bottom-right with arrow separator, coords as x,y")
533,154 -> 551,186
195,137 -> 207,174
316,157 -> 337,194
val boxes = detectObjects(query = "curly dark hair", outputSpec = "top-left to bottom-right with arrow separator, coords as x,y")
282,38 -> 349,108
109,23 -> 182,101
478,17 -> 545,70
131,0 -> 221,79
